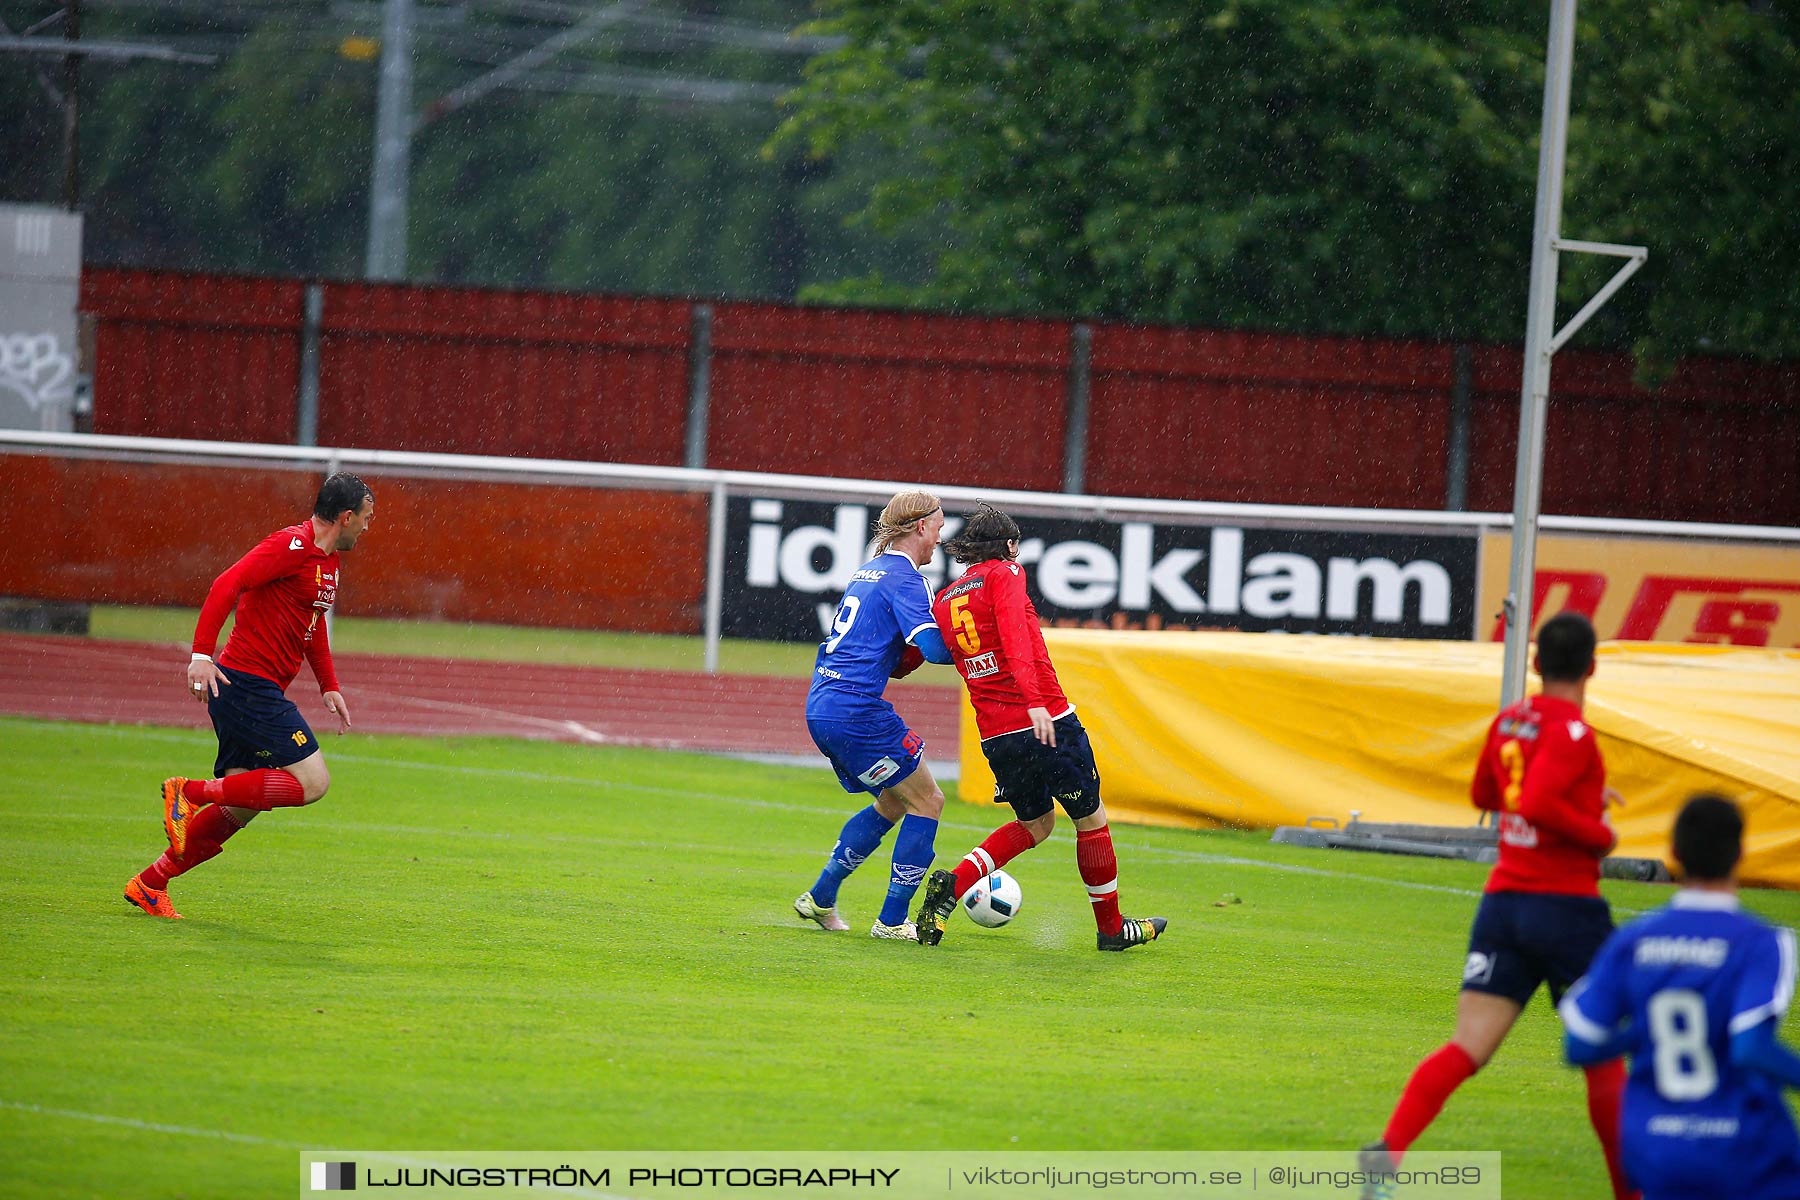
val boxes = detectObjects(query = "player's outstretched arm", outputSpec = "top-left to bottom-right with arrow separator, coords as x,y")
1517,727 -> 1617,856
911,625 -> 952,665
890,645 -> 926,679
1470,742 -> 1502,812
185,654 -> 230,700
322,691 -> 352,733
1559,944 -> 1630,1065
1730,1021 -> 1800,1088
1562,1026 -> 1624,1066
191,534 -> 299,660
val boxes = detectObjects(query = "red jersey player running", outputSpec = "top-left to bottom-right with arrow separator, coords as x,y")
911,503 -> 1166,952
1358,612 -> 1635,1200
123,473 -> 376,920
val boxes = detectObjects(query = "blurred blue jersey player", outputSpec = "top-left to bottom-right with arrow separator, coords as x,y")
793,490 -> 954,941
1563,793 -> 1800,1200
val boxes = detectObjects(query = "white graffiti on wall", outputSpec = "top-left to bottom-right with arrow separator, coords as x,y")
0,332 -> 74,412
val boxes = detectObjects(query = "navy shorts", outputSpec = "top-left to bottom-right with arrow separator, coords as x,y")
981,712 -> 1101,823
205,664 -> 319,777
1462,891 -> 1615,1006
807,708 -> 924,796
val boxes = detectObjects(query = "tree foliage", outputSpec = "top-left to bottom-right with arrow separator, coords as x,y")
0,0 -> 932,299
777,0 -> 1800,364
1,0 -> 1794,366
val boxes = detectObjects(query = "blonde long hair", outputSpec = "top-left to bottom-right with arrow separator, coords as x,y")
872,490 -> 941,554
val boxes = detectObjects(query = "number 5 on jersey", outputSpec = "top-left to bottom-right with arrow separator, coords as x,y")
949,594 -> 981,656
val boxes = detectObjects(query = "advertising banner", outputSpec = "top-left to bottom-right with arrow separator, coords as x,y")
1479,532 -> 1800,647
723,496 -> 1478,643
958,631 -> 1800,888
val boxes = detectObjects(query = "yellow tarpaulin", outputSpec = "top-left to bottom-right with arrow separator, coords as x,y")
956,632 -> 1800,889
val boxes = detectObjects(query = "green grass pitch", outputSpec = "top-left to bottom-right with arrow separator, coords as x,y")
3,716 -> 1797,1198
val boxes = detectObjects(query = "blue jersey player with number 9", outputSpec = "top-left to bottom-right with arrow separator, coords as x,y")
793,491 -> 955,941
1563,793 -> 1800,1200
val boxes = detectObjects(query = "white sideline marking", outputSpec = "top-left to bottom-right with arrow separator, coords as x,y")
0,1099 -> 303,1147
0,1101 -> 625,1198
1132,844 -> 1486,899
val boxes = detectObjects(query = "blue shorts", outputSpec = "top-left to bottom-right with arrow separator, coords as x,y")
1462,891 -> 1614,1006
205,664 -> 319,776
807,709 -> 924,796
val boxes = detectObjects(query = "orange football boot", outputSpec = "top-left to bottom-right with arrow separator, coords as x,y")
124,875 -> 182,919
161,777 -> 196,856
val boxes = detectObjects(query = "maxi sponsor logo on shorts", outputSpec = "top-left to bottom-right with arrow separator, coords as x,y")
723,497 -> 1478,643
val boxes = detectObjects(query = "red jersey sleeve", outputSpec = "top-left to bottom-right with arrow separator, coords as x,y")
305,612 -> 341,694
989,565 -> 1046,706
1518,720 -> 1614,856
192,532 -> 308,657
1470,723 -> 1503,813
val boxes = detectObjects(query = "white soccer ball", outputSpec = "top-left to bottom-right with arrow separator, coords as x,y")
961,870 -> 1023,928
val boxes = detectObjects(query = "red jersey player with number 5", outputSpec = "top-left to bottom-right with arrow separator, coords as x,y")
123,473 -> 375,920
1358,612 -> 1635,1200
911,503 -> 1166,952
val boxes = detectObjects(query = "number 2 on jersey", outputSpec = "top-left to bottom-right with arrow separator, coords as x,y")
949,594 -> 981,656
1499,739 -> 1525,811
824,595 -> 862,654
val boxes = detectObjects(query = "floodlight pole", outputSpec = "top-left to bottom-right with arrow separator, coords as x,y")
1498,0 -> 1646,707
366,0 -> 413,281
60,0 -> 79,210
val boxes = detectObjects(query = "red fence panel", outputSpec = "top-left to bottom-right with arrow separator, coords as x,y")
706,303 -> 1072,492
77,268 -> 1800,527
1467,348 -> 1800,526
317,282 -> 692,463
81,268 -> 302,443
1086,326 -> 1455,508
2,454 -> 709,633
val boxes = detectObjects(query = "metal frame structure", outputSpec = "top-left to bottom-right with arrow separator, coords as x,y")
1499,0 -> 1649,707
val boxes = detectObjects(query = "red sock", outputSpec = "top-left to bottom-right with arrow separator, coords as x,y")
139,852 -> 177,890
1384,1042 -> 1478,1157
1584,1059 -> 1637,1200
182,769 -> 306,811
1076,824 -> 1123,937
951,821 -> 1039,897
140,804 -> 244,889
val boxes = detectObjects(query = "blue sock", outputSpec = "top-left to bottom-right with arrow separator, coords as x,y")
878,815 -> 939,926
810,805 -> 894,908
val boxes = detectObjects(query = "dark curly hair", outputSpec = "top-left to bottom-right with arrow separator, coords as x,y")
942,502 -> 1021,565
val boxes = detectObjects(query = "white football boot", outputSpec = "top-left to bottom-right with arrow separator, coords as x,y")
793,891 -> 850,932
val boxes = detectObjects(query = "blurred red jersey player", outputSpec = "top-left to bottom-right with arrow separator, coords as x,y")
1358,612 -> 1635,1200
123,473 -> 375,920
910,502 -> 1166,952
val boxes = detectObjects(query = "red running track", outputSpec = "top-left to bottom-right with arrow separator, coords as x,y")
0,634 -> 963,760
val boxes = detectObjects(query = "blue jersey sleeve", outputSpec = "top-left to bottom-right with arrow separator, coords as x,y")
893,566 -> 938,649
1730,925 -> 1797,1039
1561,930 -> 1632,1063
1731,1020 -> 1800,1088
913,626 -> 951,665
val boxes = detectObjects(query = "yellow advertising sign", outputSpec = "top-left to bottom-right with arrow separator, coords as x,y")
958,631 -> 1800,889
1478,533 -> 1800,647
